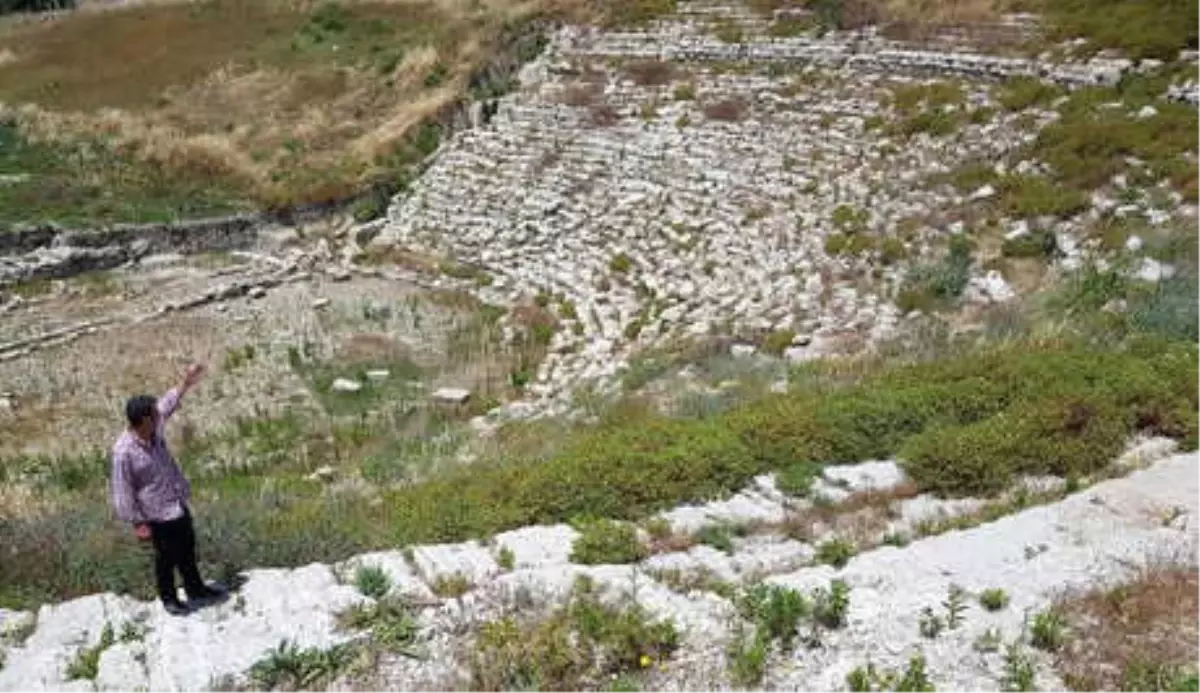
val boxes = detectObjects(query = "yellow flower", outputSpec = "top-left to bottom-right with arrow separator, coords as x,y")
639,654 -> 652,668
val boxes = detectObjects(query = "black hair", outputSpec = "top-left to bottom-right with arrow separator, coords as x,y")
125,394 -> 158,427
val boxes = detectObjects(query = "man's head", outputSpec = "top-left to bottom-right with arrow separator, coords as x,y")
125,394 -> 159,440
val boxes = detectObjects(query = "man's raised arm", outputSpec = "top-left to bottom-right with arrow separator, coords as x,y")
158,363 -> 206,423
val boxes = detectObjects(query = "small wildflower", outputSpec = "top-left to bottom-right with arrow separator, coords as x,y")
640,654 -> 652,668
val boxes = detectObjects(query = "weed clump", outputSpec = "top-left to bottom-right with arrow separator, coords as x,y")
727,578 -> 852,684
895,236 -> 973,314
816,537 -> 856,569
979,588 -> 1010,612
776,461 -> 821,497
470,576 -> 679,690
354,564 -> 390,599
247,640 -> 357,691
571,519 -> 648,565
65,623 -> 114,681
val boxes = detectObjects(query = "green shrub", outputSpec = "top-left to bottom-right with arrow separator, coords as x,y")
1002,643 -> 1037,691
812,579 -> 851,628
825,233 -> 849,255
1127,274 -> 1200,343
1042,0 -> 1197,60
942,584 -> 968,630
673,82 -> 696,100
695,524 -> 737,555
65,622 -> 114,681
571,520 -> 647,565
497,546 -> 515,571
351,193 -> 388,223
947,162 -> 998,193
995,77 -> 1063,112
776,461 -> 821,497
895,236 -> 973,314
889,109 -> 961,139
336,597 -> 418,653
1030,608 -> 1067,651
918,607 -> 944,639
431,573 -> 472,599
832,204 -> 869,232
354,564 -> 390,599
997,175 -> 1089,219
1029,98 -> 1197,194
248,640 -> 357,691
816,538 -> 856,569
897,654 -> 935,692
901,394 -> 1130,497
471,576 -> 679,690
1001,230 -> 1059,259
737,583 -> 810,651
727,629 -> 770,687
762,329 -> 796,356
979,588 -> 1010,612
610,253 -> 634,274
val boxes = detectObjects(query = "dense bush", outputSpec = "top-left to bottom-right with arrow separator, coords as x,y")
1043,0 -> 1198,60
2,340 -> 1196,607
900,397 -> 1129,496
570,519 -> 648,565
894,236 -> 973,313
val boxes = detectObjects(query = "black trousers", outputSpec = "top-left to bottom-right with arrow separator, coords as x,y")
148,508 -> 206,603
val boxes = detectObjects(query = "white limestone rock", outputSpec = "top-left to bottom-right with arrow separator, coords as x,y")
331,378 -> 362,393
820,460 -> 907,493
337,551 -> 434,599
431,387 -> 471,405
493,525 -> 580,569
411,541 -> 499,586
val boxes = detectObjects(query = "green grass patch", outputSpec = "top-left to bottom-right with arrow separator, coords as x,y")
248,640 -> 358,691
1029,92 -> 1197,195
1041,0 -> 1198,60
895,236 -> 973,314
1,337 -> 1195,608
470,575 -> 679,690
0,122 -> 247,229
994,77 -> 1064,112
570,519 -> 648,565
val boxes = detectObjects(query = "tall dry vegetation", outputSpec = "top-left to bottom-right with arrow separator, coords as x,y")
0,0 -> 677,222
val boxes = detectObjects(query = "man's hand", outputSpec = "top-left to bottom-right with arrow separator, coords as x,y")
181,363 -> 207,391
134,523 -> 152,541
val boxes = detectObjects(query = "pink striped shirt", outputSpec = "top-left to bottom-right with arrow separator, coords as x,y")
110,388 -> 191,524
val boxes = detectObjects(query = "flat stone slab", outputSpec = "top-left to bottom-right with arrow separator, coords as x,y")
411,541 -> 499,586
820,460 -> 907,493
431,387 -> 471,405
493,524 -> 579,569
657,489 -> 787,534
336,551 -> 435,599
762,454 -> 1199,691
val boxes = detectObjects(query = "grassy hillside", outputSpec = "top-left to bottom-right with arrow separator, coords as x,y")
0,0 -> 1193,229
0,0 -> 677,229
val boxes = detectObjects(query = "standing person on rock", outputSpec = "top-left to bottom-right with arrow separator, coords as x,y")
110,363 -> 226,616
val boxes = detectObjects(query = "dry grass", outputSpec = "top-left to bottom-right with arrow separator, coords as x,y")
702,98 -> 748,122
1055,561 -> 1199,691
0,0 -> 671,218
623,59 -> 679,87
781,482 -> 921,544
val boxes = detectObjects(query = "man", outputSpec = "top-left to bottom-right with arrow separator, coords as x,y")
111,363 -> 225,615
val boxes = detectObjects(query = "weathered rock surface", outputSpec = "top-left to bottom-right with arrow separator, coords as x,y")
0,443 -> 1190,692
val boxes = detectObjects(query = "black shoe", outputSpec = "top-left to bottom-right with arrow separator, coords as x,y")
186,584 -> 228,604
162,599 -> 191,616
